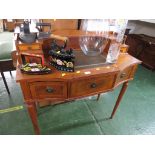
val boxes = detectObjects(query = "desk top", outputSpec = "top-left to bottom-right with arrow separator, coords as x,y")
16,53 -> 141,82
15,30 -> 141,82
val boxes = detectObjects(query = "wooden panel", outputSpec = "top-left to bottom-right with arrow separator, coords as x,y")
21,54 -> 44,64
30,81 -> 67,99
42,19 -> 78,32
20,82 -> 32,100
6,20 -> 15,32
70,74 -> 115,98
129,65 -> 138,78
126,34 -> 155,70
18,44 -> 41,51
0,60 -> 15,72
67,37 -> 81,50
116,66 -> 133,84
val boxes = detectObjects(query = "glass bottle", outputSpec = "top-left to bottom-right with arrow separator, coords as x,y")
106,19 -> 128,63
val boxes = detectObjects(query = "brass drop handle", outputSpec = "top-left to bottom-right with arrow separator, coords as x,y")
46,87 -> 54,93
120,72 -> 126,78
90,83 -> 97,88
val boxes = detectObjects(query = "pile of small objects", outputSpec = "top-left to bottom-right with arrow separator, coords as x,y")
20,63 -> 51,74
49,40 -> 75,72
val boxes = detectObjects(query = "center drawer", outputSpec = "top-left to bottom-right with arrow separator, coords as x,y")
30,81 -> 67,99
70,74 -> 116,98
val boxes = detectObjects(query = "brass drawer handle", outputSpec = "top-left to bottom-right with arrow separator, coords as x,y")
120,72 -> 126,78
46,87 -> 54,93
90,83 -> 97,88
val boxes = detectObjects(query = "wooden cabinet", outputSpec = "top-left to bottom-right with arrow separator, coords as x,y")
3,19 -> 15,32
42,19 -> 78,32
126,34 -> 155,70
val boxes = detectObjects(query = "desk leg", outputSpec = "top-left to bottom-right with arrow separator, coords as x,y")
1,72 -> 10,95
97,94 -> 101,101
27,102 -> 40,134
110,81 -> 129,119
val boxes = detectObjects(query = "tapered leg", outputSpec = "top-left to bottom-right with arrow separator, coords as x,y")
1,72 -> 10,95
110,82 -> 129,119
97,94 -> 101,101
9,71 -> 13,77
27,102 -> 40,134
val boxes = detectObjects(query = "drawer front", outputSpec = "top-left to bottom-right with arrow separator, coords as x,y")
116,66 -> 133,84
30,82 -> 67,99
70,74 -> 115,98
18,44 -> 41,51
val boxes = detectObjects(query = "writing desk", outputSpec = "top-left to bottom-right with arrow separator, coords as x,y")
16,51 -> 140,134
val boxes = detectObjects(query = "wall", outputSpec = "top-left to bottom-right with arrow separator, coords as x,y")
0,19 -> 3,32
42,19 -> 78,32
127,20 -> 155,37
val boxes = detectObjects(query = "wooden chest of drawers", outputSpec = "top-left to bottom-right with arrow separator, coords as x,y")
126,34 -> 155,70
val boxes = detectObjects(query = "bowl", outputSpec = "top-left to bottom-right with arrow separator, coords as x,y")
79,36 -> 108,56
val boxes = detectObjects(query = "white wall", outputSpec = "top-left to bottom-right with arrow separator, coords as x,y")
127,20 -> 155,37
0,19 -> 3,32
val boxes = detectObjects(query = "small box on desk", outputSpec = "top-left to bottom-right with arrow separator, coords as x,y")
20,52 -> 45,65
15,37 -> 45,66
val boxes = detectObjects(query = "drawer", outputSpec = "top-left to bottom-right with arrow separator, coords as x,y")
70,74 -> 115,98
116,66 -> 133,84
30,82 -> 67,99
18,44 -> 41,51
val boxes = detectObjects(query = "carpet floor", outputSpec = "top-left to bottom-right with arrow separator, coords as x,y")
0,65 -> 155,134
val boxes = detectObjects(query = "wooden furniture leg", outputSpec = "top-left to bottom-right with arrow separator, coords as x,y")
97,94 -> 101,101
110,81 -> 129,119
27,102 -> 40,134
1,71 -> 10,95
9,71 -> 13,77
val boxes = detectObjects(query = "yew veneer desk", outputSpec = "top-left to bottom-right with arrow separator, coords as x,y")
16,30 -> 141,134
16,54 -> 140,134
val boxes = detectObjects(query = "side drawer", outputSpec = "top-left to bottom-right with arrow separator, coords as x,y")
70,74 -> 116,98
116,66 -> 133,84
18,44 -> 41,51
30,81 -> 67,99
